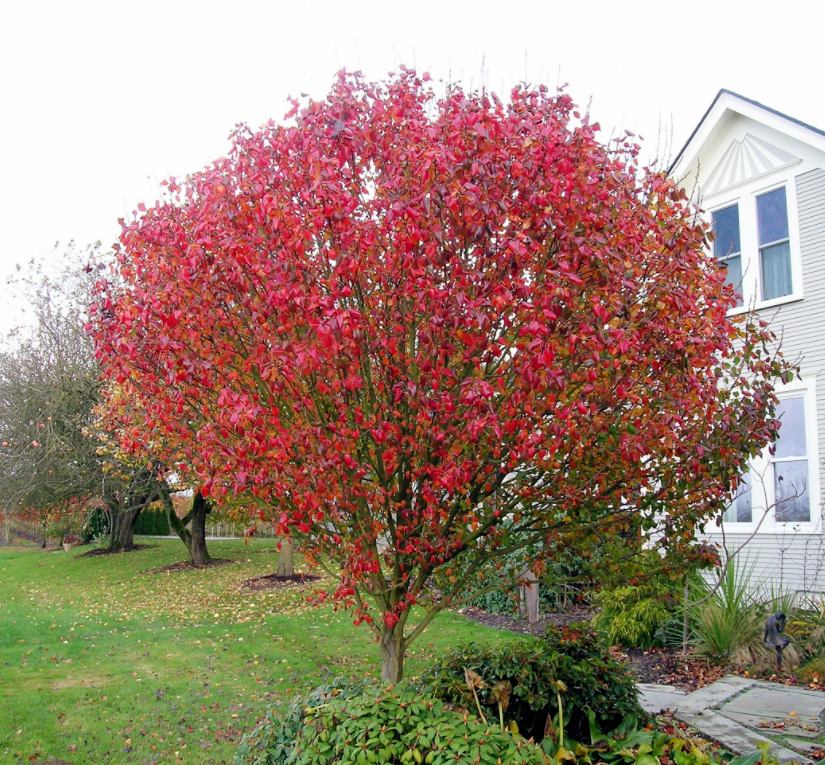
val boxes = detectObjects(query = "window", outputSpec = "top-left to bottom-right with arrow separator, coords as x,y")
720,382 -> 818,531
712,204 -> 743,307
709,182 -> 801,310
724,471 -> 752,523
772,395 -> 809,523
757,188 -> 792,301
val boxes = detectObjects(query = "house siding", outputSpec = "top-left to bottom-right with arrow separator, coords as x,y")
709,532 -> 825,596
705,168 -> 825,597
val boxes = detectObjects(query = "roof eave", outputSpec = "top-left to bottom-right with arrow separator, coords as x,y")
669,89 -> 825,179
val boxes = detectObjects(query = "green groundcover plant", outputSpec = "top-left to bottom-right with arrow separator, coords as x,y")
236,681 -> 549,765
236,679 -> 779,765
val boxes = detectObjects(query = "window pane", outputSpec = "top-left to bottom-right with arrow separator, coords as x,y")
774,397 -> 806,458
757,187 -> 789,245
761,241 -> 792,300
775,459 -> 810,522
724,471 -> 752,523
712,205 -> 741,259
721,254 -> 743,306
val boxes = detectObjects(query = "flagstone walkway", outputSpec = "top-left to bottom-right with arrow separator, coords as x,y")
638,676 -> 825,764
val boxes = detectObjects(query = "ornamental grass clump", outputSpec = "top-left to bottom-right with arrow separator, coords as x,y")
690,559 -> 802,667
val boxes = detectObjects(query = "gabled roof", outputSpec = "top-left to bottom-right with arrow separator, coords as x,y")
669,89 -> 825,179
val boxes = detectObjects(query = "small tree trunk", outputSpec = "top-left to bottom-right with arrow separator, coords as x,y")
519,569 -> 540,624
277,537 -> 294,576
682,581 -> 690,655
380,626 -> 405,683
189,492 -> 211,566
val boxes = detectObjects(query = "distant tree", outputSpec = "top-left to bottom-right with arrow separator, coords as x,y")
92,71 -> 791,681
0,249 -> 161,549
93,382 -> 215,564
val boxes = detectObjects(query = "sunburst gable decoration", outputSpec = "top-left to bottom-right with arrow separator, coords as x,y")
703,134 -> 800,199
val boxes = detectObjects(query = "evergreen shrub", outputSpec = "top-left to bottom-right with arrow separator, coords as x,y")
419,625 -> 641,743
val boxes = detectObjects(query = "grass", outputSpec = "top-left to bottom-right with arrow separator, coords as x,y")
0,538 -> 514,764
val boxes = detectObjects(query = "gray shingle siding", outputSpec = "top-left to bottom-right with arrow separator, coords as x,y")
706,168 -> 825,596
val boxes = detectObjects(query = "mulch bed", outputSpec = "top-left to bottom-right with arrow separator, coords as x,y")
458,605 -> 593,636
144,558 -> 236,574
619,647 -> 726,691
78,544 -> 157,557
457,608 -> 727,691
242,572 -> 323,591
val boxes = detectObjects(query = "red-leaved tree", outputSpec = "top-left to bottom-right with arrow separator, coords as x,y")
91,70 -> 790,681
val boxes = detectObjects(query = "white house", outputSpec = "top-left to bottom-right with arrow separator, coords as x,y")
671,90 -> 825,597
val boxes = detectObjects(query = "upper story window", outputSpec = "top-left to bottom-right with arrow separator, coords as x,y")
712,204 -> 743,307
709,181 -> 802,311
757,187 -> 792,301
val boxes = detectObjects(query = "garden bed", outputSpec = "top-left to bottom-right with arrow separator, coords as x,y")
143,557 -> 236,574
458,604 -> 593,635
457,606 -> 748,692
242,572 -> 323,590
78,543 -> 156,557
620,646 -> 726,690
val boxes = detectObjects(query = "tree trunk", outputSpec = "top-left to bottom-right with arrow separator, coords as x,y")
189,492 -> 211,566
380,626 -> 405,683
524,571 -> 539,624
519,569 -> 540,624
109,506 -> 142,548
164,489 -> 211,565
277,537 -> 294,576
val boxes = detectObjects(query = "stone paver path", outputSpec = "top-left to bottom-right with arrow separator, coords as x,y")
638,676 -> 825,764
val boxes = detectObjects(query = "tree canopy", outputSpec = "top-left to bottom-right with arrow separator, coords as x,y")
92,70 -> 791,680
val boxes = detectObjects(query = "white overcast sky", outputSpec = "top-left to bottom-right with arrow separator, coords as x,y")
1,0 -> 823,331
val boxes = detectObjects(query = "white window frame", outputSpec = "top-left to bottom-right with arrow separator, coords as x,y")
717,377 -> 820,535
707,175 -> 804,314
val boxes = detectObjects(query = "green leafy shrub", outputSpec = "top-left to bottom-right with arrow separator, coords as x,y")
799,656 -> 825,684
435,543 -> 593,616
592,586 -> 672,649
463,585 -> 571,617
235,679 -> 364,765
419,625 -> 641,743
82,507 -> 109,542
235,676 -> 777,765
236,683 -> 550,765
584,716 -> 779,765
134,508 -> 170,536
780,600 -> 825,666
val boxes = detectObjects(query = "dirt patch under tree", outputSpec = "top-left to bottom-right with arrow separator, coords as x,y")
78,544 -> 157,557
143,558 -> 237,574
242,572 -> 323,591
458,605 -> 593,635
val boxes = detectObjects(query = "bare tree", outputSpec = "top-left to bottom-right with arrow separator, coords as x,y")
0,247 -> 162,549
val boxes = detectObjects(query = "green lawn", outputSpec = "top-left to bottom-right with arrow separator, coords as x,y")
0,538 -> 513,765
